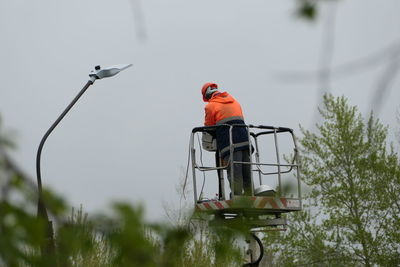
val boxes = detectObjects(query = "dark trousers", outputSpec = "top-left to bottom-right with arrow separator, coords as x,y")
223,149 -> 251,196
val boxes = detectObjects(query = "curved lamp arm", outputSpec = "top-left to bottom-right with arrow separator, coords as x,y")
36,78 -> 94,199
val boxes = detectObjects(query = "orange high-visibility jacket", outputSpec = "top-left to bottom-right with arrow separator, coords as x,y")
204,92 -> 244,126
204,92 -> 249,157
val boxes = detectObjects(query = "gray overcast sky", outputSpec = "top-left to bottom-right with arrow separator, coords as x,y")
1,0 -> 399,220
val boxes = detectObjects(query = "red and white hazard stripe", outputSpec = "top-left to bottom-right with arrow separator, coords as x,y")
196,197 -> 300,212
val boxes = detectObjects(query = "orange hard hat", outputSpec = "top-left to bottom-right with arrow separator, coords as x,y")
201,82 -> 218,102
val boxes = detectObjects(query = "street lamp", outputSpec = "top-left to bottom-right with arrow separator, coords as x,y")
35,64 -> 132,257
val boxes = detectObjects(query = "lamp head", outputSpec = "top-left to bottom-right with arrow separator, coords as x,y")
89,64 -> 133,80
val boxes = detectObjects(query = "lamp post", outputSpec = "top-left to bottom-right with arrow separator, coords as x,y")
35,64 -> 132,258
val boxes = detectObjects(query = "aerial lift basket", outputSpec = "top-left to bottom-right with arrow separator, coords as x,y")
190,124 -> 302,229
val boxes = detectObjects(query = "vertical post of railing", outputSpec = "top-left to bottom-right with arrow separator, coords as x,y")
216,151 -> 226,200
190,133 -> 198,204
229,125 -> 234,197
253,135 -> 262,186
273,128 -> 282,195
246,125 -> 254,196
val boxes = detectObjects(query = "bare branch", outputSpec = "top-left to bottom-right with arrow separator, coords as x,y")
369,57 -> 400,115
128,0 -> 147,41
274,40 -> 400,83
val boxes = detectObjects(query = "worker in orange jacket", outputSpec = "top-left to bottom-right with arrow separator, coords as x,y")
201,82 -> 251,196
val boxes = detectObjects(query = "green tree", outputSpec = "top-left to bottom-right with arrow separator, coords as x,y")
301,94 -> 399,266
265,94 -> 400,266
263,203 -> 355,266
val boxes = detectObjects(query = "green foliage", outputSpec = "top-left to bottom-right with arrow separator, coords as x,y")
181,221 -> 214,267
0,115 -> 248,266
55,206 -> 111,267
295,0 -> 342,21
0,198 -> 45,267
0,183 -> 245,267
296,0 -> 317,20
0,117 -> 46,267
104,204 -> 158,266
264,207 -> 356,266
210,225 -> 243,266
264,94 -> 400,266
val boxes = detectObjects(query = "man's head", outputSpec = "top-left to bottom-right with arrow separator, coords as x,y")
201,82 -> 218,102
